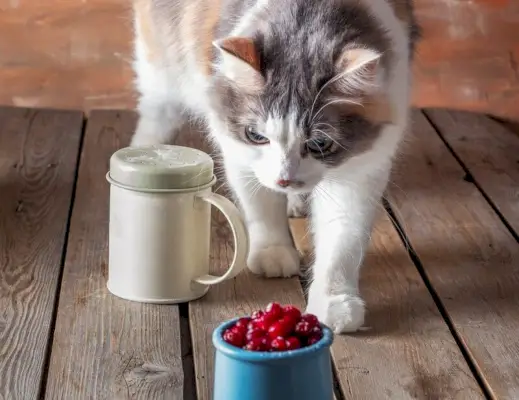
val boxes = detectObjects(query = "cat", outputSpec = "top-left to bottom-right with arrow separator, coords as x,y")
130,0 -> 420,333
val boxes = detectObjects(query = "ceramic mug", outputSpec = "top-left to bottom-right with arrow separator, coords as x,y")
106,145 -> 249,303
212,318 -> 335,400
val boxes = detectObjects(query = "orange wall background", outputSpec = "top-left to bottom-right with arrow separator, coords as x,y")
0,0 -> 518,119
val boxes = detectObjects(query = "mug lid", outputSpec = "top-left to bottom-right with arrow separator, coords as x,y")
109,145 -> 214,190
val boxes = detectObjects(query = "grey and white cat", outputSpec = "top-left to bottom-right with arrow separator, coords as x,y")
131,0 -> 419,333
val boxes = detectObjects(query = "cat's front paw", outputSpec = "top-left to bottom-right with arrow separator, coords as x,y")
307,293 -> 365,333
247,244 -> 300,278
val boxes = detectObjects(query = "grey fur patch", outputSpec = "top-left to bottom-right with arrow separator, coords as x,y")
211,0 -> 413,167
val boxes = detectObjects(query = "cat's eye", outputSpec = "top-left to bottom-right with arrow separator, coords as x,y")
245,126 -> 269,145
306,137 -> 333,154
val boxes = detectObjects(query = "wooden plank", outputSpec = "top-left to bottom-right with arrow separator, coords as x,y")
0,107 -> 83,399
423,108 -> 519,236
175,126 -> 308,400
45,110 -> 184,399
290,213 -> 483,399
387,110 -> 519,399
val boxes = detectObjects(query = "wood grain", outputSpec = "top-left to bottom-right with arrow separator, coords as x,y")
289,210 -> 483,399
45,110 -> 184,399
174,125 -> 308,400
0,107 -> 83,399
387,110 -> 519,399
423,108 -> 519,236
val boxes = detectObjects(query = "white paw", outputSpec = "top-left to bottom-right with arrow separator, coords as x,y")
307,293 -> 365,333
247,245 -> 300,278
287,194 -> 308,217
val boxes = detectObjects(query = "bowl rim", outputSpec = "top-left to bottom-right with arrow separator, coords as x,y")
212,317 -> 334,362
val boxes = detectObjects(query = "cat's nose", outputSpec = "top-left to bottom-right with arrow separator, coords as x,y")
276,179 -> 291,188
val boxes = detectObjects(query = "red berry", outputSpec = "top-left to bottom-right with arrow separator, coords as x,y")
294,321 -> 312,337
244,337 -> 268,351
270,337 -> 288,351
282,305 -> 302,321
254,313 -> 277,331
310,325 -> 322,336
231,325 -> 247,336
251,310 -> 264,320
279,316 -> 297,331
223,328 -> 245,347
307,335 -> 322,346
286,336 -> 301,350
301,313 -> 319,328
268,320 -> 293,339
235,317 -> 251,330
246,327 -> 266,342
265,302 -> 283,320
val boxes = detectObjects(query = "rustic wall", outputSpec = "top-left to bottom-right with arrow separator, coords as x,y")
0,0 -> 518,119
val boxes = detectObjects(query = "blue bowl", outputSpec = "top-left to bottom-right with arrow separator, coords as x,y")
212,317 -> 335,400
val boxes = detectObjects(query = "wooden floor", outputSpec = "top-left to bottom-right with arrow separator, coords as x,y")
0,106 -> 518,400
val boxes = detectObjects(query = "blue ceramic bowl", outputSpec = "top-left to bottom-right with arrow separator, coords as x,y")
212,317 -> 334,400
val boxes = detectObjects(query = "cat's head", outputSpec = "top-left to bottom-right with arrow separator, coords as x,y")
210,2 -> 397,194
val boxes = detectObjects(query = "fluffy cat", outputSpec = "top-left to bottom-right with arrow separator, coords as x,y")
131,0 -> 420,333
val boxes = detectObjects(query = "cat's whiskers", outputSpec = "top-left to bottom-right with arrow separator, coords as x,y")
314,122 -> 338,134
313,129 -> 348,152
310,138 -> 326,159
311,98 -> 363,125
308,67 -> 359,122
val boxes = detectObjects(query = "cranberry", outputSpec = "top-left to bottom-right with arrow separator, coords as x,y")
282,305 -> 302,321
268,319 -> 293,339
223,303 -> 322,351
294,321 -> 312,336
251,310 -> 264,320
301,313 -> 319,328
246,327 -> 266,342
223,328 -> 245,347
286,336 -> 301,350
231,325 -> 247,336
254,314 -> 277,331
307,335 -> 322,346
244,337 -> 268,351
279,315 -> 297,331
310,325 -> 322,336
265,302 -> 283,320
270,337 -> 288,351
235,317 -> 251,330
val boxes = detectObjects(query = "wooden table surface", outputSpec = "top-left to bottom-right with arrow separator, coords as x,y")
1,106 -> 518,399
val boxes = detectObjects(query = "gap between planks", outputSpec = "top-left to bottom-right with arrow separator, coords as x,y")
290,215 -> 483,400
45,110 -> 185,399
386,109 -> 519,399
422,108 -> 519,241
0,107 -> 84,400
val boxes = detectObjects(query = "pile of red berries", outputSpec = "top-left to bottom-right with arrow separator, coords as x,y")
222,303 -> 323,352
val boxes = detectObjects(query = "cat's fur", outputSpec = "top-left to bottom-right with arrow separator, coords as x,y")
131,0 -> 419,333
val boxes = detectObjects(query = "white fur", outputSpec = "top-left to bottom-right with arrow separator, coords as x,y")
131,0 -> 411,333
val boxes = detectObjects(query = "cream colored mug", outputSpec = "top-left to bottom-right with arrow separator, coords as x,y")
106,145 -> 249,303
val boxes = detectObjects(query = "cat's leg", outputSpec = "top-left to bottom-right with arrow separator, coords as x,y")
130,39 -> 187,146
225,162 -> 300,278
287,193 -> 309,217
131,96 -> 187,147
306,171 -> 388,333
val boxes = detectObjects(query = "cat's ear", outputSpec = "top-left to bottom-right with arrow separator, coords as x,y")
333,47 -> 382,94
213,37 -> 264,92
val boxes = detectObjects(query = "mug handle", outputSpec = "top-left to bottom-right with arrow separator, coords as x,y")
192,192 -> 249,285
